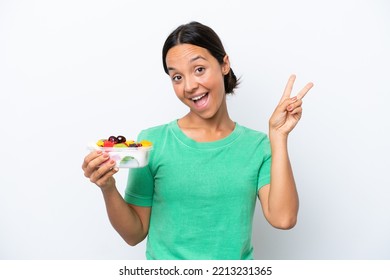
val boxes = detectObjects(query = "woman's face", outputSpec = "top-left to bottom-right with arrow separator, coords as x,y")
165,44 -> 230,120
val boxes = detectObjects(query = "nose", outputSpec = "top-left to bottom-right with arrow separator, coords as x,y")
184,76 -> 198,93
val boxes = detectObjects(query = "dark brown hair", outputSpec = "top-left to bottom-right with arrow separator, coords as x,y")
162,21 -> 239,94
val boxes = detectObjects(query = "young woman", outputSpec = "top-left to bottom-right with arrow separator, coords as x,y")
82,21 -> 313,260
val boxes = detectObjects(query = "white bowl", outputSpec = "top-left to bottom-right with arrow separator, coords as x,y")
88,143 -> 152,168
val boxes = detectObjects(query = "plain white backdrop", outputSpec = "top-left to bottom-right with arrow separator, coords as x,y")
1,0 -> 389,259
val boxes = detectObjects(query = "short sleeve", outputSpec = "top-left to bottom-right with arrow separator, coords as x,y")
257,135 -> 272,192
124,166 -> 154,206
123,131 -> 155,207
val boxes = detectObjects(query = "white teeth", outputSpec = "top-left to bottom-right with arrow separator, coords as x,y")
191,93 -> 206,101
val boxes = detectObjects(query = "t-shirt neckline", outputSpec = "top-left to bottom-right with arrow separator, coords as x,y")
169,119 -> 242,149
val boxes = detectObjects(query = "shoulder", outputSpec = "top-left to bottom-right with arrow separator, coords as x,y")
236,123 -> 269,143
136,122 -> 174,169
138,122 -> 172,140
236,124 -> 271,158
137,121 -> 179,153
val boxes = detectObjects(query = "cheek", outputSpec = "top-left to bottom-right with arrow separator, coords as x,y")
207,68 -> 224,85
198,72 -> 219,89
172,84 -> 185,99
205,74 -> 225,92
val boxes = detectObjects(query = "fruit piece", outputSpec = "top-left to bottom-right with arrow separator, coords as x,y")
114,143 -> 127,148
125,140 -> 135,146
103,140 -> 114,147
139,140 -> 152,147
116,135 -> 126,143
96,139 -> 105,147
108,136 -> 118,143
96,136 -> 152,149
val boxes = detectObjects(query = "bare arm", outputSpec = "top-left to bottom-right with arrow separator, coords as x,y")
259,75 -> 313,229
258,136 -> 298,229
101,186 -> 150,246
82,150 -> 150,245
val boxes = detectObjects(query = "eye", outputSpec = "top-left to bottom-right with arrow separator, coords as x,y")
195,67 -> 205,74
172,74 -> 182,82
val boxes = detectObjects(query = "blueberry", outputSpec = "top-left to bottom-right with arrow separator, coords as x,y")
116,135 -> 126,143
108,136 -> 118,143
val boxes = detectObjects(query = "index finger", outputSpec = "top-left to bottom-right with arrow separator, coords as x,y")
279,74 -> 297,104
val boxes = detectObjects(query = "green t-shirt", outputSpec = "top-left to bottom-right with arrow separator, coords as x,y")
124,120 -> 271,260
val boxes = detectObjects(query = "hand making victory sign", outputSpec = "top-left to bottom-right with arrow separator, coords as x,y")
257,74 -> 314,229
269,74 -> 314,137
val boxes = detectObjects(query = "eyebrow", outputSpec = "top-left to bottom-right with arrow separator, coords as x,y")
190,55 -> 207,63
167,55 -> 207,72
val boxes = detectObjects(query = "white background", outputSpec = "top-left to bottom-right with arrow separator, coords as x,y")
1,0 -> 389,260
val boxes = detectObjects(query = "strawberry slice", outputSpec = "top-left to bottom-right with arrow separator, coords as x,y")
103,140 -> 115,147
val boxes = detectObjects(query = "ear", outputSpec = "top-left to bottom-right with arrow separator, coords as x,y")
222,55 -> 230,75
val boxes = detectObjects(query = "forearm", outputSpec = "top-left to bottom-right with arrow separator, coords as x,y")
101,186 -> 146,245
268,133 -> 299,228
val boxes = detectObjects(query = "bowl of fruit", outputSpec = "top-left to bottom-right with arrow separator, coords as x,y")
88,135 -> 153,168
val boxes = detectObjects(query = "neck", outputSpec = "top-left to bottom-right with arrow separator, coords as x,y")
178,103 -> 235,142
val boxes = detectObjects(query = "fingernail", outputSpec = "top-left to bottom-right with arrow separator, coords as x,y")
97,150 -> 102,154
103,153 -> 109,158
114,167 -> 119,172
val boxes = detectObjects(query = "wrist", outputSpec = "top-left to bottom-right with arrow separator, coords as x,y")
269,129 -> 288,143
100,181 -> 117,194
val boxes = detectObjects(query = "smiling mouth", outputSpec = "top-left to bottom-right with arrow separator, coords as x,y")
191,93 -> 208,103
